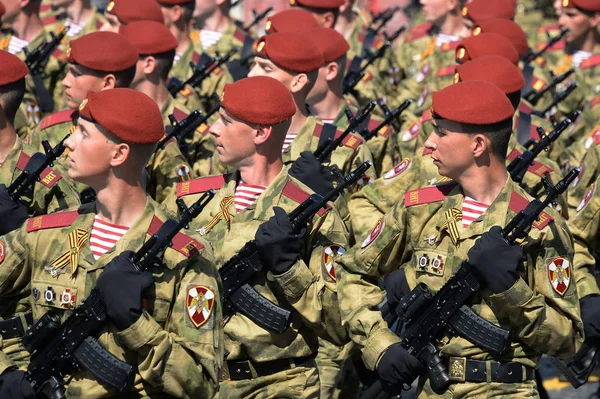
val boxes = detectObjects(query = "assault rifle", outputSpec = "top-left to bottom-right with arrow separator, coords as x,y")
8,135 -> 70,202
343,25 -> 406,95
551,342 -> 600,388
521,27 -> 569,65
362,7 -> 401,56
220,161 -> 371,334
168,49 -> 236,97
358,99 -> 412,141
507,111 -> 580,183
362,168 -> 581,399
22,190 -> 215,399
24,25 -> 68,113
522,69 -> 574,106
531,83 -> 578,122
236,6 -> 272,33
314,101 -> 376,162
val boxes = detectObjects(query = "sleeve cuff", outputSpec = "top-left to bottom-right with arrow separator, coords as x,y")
578,279 -> 600,299
117,312 -> 162,350
489,278 -> 534,310
272,261 -> 317,300
362,328 -> 401,371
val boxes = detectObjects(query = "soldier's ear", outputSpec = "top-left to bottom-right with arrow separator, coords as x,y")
471,134 -> 488,159
591,12 -> 600,28
102,74 -> 117,90
324,61 -> 339,81
290,73 -> 309,94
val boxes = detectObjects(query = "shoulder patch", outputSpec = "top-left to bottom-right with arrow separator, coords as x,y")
384,158 -> 411,180
15,152 -> 62,188
322,244 -> 345,281
591,95 -> 600,108
282,180 -> 330,217
41,15 -> 58,25
584,125 -> 600,149
405,183 -> 457,207
508,191 -> 554,230
195,122 -> 211,136
506,148 -> 554,177
405,23 -> 432,42
439,41 -> 459,52
177,174 -> 231,197
40,110 -> 75,130
27,210 -> 80,232
547,256 -> 571,297
148,216 -> 204,258
361,218 -> 384,249
531,76 -> 548,92
436,64 -> 455,77
40,3 -> 52,12
577,183 -> 595,212
581,54 -> 600,70
401,120 -> 421,142
186,284 -> 214,328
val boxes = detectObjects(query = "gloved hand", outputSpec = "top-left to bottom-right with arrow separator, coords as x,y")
0,369 -> 36,399
288,151 -> 334,196
96,251 -> 154,331
580,295 -> 600,343
383,269 -> 410,311
0,184 -> 28,235
376,343 -> 425,393
255,207 -> 305,275
468,226 -> 522,294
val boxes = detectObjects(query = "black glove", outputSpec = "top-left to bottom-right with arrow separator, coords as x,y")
0,369 -> 36,399
95,251 -> 154,331
288,151 -> 334,196
467,226 -> 522,294
383,269 -> 410,311
376,343 -> 425,393
580,295 -> 600,343
0,184 -> 28,235
255,206 -> 305,275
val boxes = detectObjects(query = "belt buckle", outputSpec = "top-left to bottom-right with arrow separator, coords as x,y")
448,357 -> 466,382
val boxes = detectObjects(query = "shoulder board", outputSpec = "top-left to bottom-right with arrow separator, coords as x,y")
421,109 -> 432,123
581,54 -> 600,70
176,173 -> 231,197
531,76 -> 548,92
508,191 -> 553,230
436,64 -> 455,77
537,23 -> 560,33
195,122 -> 211,136
178,85 -> 195,98
535,40 -> 565,52
405,28 -> 429,42
52,47 -> 66,62
191,51 -> 201,65
405,183 -> 457,207
361,70 -> 373,83
15,152 -> 62,188
518,102 -> 532,114
172,107 -> 189,122
41,15 -> 58,26
27,210 -> 80,232
366,117 -> 391,138
148,216 -> 203,257
312,124 -> 364,149
40,109 -> 75,130
439,41 -> 459,52
39,3 -> 52,13
409,23 -> 432,34
590,94 -> 600,108
190,29 -> 200,44
506,148 -> 553,177
233,27 -> 248,43
282,181 -> 330,217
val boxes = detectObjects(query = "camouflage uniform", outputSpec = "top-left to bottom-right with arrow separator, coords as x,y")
165,168 -> 350,399
336,178 -> 583,397
0,199 -> 222,398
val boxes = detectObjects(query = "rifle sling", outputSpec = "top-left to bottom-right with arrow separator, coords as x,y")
517,109 -> 532,146
317,123 -> 338,161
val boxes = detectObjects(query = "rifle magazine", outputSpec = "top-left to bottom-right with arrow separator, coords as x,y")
229,284 -> 292,334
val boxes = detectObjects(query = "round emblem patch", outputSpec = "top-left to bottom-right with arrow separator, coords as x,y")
573,159 -> 585,187
384,158 -> 411,180
322,245 -> 345,281
354,175 -> 374,192
401,121 -> 420,142
0,241 -> 5,264
547,257 -> 571,297
361,219 -> 384,249
577,183 -> 595,212
186,285 -> 215,328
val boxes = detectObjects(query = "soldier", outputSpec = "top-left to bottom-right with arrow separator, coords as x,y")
98,0 -> 164,32
164,76 -> 350,399
264,8 -> 319,34
336,81 -> 583,397
0,88 -> 222,398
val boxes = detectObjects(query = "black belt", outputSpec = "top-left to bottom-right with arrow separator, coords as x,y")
0,312 -> 33,339
446,357 -> 535,383
221,353 -> 316,381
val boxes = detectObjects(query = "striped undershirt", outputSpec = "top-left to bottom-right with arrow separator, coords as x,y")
282,133 -> 298,152
320,119 -> 335,124
200,29 -> 223,50
462,197 -> 490,229
234,183 -> 266,213
435,33 -> 459,47
89,215 -> 129,260
65,19 -> 84,37
8,36 -> 29,55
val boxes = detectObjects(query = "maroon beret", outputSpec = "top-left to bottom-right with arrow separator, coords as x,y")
67,32 -> 138,72
254,32 -> 324,73
78,89 -> 164,144
290,0 -> 344,10
221,76 -> 296,125
562,0 -> 600,12
265,9 -> 319,34
120,21 -> 178,55
456,33 -> 519,66
303,27 -> 349,63
432,81 -> 514,125
156,0 -> 194,4
472,18 -> 529,57
462,0 -> 515,21
0,50 -> 28,86
105,0 -> 164,24
455,56 -> 525,94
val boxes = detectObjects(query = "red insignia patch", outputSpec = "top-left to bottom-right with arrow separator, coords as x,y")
577,183 -> 595,213
584,126 -> 600,149
415,64 -> 431,83
322,245 -> 345,281
0,241 -> 5,263
361,219 -> 384,249
354,175 -> 374,192
547,257 -> 571,297
401,121 -> 420,142
186,285 -> 215,328
384,158 -> 411,180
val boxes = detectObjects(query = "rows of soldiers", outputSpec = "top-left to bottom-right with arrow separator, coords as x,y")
0,0 -> 598,397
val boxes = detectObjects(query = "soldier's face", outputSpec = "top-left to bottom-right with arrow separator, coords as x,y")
425,122 -> 475,178
248,58 -> 294,88
99,12 -> 121,32
306,65 -> 331,107
559,7 -> 600,43
420,0 -> 455,24
1,0 -> 21,23
65,119 -> 118,185
62,64 -> 108,110
194,0 -> 217,19
210,108 -> 258,168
